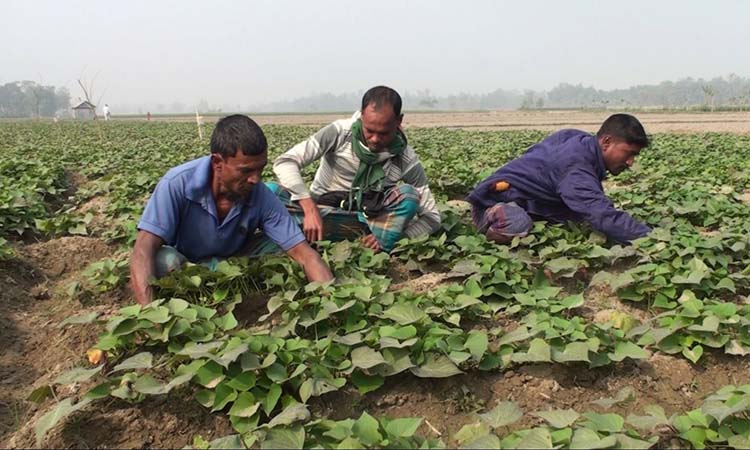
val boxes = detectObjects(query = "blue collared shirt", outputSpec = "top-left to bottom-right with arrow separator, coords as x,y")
138,156 -> 305,261
467,129 -> 651,243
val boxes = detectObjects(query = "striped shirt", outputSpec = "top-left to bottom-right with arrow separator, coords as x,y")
273,112 -> 441,238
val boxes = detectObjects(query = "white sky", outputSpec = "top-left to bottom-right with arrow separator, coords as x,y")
2,0 -> 749,107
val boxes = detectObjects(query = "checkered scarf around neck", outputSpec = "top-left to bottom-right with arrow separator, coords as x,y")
349,118 -> 406,207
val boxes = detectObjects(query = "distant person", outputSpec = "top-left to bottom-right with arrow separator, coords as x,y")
130,114 -> 333,305
147,111 -> 151,121
103,104 -> 111,121
466,114 -> 651,244
270,86 -> 441,253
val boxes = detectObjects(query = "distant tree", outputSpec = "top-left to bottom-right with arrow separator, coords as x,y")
0,81 -> 70,118
702,85 -> 716,111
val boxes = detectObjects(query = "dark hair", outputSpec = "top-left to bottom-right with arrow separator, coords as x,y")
210,114 -> 268,157
361,86 -> 402,117
596,114 -> 650,147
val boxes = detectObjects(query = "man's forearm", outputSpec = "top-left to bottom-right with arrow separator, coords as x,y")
303,254 -> 334,282
130,247 -> 156,305
287,242 -> 333,282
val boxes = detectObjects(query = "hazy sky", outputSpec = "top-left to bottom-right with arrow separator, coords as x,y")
3,0 -> 749,108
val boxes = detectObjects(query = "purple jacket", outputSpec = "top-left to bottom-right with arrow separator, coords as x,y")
466,129 -> 650,243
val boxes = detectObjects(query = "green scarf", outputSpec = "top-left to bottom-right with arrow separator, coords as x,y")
350,118 -> 406,207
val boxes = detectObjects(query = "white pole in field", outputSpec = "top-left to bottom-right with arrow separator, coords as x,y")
196,109 -> 204,140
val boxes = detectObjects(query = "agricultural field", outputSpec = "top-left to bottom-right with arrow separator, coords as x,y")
2,119 -> 750,449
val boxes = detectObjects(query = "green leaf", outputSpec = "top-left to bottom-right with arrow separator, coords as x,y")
672,257 -> 711,284
381,303 -> 426,325
682,344 -> 704,364
140,306 -> 170,323
194,361 -> 226,388
465,331 -> 489,360
460,433 -> 501,449
112,352 -> 153,372
27,385 -> 54,404
261,426 -> 305,449
533,409 -> 580,428
725,340 -> 750,356
352,412 -> 382,446
352,286 -> 373,302
228,392 -> 260,418
133,374 -> 168,395
479,401 -> 523,429
497,326 -> 531,346
54,366 -> 101,385
515,428 -> 553,449
58,311 -> 99,328
351,371 -> 384,395
512,338 -> 551,363
212,383 -> 238,412
454,422 -> 491,446
267,404 -> 310,428
552,342 -> 590,363
582,412 -> 625,432
687,316 -> 719,333
35,397 -> 92,446
351,347 -> 386,370
379,325 -> 418,340
384,417 -> 422,438
166,298 -> 190,314
569,428 -> 617,449
225,371 -> 256,391
609,341 -> 649,362
614,433 -> 655,449
263,383 -> 283,416
550,294 -> 584,313
215,312 -> 239,331
410,355 -> 463,378
299,378 -> 342,402
207,434 -> 245,449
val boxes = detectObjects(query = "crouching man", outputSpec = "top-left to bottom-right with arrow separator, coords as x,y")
467,114 -> 652,244
130,115 -> 333,305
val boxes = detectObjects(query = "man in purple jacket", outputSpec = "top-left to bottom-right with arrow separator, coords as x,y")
466,114 -> 651,244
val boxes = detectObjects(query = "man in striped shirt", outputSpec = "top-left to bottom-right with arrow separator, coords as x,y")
270,86 -> 441,253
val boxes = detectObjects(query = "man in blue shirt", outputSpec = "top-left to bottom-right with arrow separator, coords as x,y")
467,114 -> 651,244
130,115 -> 333,305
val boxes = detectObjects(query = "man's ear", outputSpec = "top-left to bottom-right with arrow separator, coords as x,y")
210,153 -> 224,170
396,114 -> 404,130
599,135 -> 612,152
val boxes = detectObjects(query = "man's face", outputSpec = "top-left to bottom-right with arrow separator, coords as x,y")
599,135 -> 642,176
360,103 -> 403,152
211,150 -> 267,201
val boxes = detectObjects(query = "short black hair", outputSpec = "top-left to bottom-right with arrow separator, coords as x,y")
597,114 -> 650,148
361,86 -> 402,117
210,114 -> 268,157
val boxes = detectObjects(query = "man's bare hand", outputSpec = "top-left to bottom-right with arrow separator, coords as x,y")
299,197 -> 324,242
360,234 -> 382,252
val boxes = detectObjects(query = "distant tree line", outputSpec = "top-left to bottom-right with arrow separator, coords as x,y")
250,74 -> 750,112
0,81 -> 71,118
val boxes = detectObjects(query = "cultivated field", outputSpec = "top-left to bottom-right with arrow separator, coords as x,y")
154,110 -> 750,134
2,113 -> 750,449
